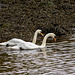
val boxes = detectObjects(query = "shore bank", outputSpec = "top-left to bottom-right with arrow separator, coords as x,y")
0,0 -> 75,41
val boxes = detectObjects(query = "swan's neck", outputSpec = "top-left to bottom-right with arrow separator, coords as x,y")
41,35 -> 48,47
32,32 -> 38,44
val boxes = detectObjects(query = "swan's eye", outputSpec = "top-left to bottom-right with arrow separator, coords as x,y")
54,36 -> 56,38
39,31 -> 42,33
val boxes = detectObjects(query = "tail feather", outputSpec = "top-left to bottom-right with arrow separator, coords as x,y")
0,43 -> 6,46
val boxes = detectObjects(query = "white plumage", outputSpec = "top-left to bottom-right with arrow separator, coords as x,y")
8,33 -> 56,50
0,29 -> 43,46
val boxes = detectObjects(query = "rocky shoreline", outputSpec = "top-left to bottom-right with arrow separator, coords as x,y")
0,0 -> 75,41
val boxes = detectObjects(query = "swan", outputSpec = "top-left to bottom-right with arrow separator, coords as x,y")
8,33 -> 56,50
0,29 -> 43,46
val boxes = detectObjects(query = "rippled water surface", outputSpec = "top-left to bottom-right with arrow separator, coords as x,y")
0,34 -> 75,75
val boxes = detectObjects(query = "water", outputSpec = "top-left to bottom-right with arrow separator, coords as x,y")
0,34 -> 75,75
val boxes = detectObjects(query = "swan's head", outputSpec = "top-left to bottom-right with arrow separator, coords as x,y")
46,33 -> 56,42
36,29 -> 44,36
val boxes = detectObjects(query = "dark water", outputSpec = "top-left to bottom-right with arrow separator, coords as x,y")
0,34 -> 75,75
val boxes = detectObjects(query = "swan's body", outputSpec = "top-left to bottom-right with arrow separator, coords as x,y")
0,38 -> 25,46
0,29 -> 43,46
8,42 -> 41,50
8,33 -> 56,50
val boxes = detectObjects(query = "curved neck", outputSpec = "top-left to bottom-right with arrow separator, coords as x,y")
41,35 -> 48,47
32,31 -> 38,44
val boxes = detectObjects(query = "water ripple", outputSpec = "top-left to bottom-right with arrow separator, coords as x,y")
0,34 -> 75,75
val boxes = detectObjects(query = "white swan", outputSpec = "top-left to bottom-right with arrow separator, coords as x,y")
0,29 -> 43,46
8,33 -> 56,50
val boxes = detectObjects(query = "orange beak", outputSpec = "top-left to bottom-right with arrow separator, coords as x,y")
54,37 -> 56,42
41,33 -> 44,36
